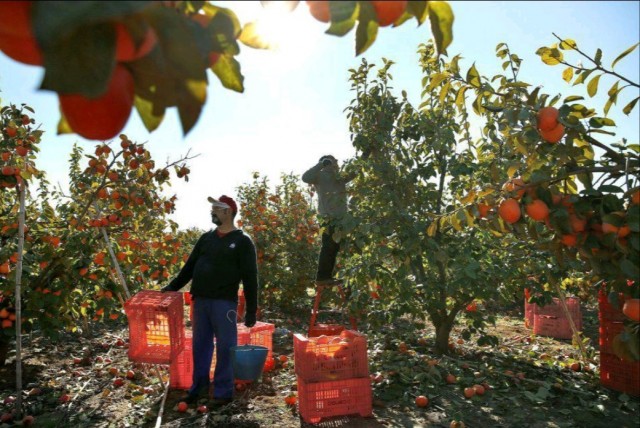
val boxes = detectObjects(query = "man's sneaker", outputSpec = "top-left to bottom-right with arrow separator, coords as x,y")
208,397 -> 233,408
315,278 -> 342,286
183,385 -> 209,404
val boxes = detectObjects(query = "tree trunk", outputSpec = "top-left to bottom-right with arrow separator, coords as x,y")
433,316 -> 454,355
0,337 -> 8,366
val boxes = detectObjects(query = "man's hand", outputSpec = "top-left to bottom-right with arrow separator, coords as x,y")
244,312 -> 256,328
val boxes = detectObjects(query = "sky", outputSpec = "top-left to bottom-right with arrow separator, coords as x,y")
1,1 -> 639,231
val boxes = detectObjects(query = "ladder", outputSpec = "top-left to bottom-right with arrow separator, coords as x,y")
308,280 -> 357,337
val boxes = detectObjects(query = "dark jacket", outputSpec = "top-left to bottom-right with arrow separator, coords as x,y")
165,229 -> 258,315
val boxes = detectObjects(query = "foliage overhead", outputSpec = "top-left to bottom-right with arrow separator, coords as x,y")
0,1 -> 454,140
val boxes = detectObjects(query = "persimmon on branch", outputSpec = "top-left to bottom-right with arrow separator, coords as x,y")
0,1 -> 454,141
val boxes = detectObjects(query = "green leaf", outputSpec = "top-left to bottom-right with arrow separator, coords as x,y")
427,1 -> 454,56
482,104 -> 504,113
428,73 -> 448,91
355,1 -> 377,55
176,79 -> 207,135
563,95 -> 584,103
37,21 -> 116,97
559,39 -> 577,50
407,0 -> 429,25
623,96 -> 640,116
326,1 -> 358,36
238,22 -> 273,49
466,63 -> 481,88
587,74 -> 602,97
588,117 -> 615,128
621,259 -> 640,279
134,96 -> 165,133
611,42 -> 639,68
608,81 -> 620,97
212,54 -> 244,92
572,68 -> 594,86
562,67 -> 574,83
594,48 -> 603,66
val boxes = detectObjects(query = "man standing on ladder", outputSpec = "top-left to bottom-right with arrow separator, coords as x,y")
302,155 -> 354,285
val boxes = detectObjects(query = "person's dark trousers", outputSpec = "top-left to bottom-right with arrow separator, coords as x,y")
316,223 -> 340,281
190,298 -> 237,400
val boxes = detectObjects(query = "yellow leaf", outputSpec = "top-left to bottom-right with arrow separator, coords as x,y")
460,190 -> 476,205
427,222 -> 438,237
562,67 -> 574,83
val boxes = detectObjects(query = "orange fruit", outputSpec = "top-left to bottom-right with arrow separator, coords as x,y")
0,262 -> 10,275
536,106 -> 559,132
371,1 -> 408,27
498,198 -> 521,224
306,1 -> 330,23
525,199 -> 549,221
59,64 -> 135,140
415,395 -> 429,407
622,298 -> 640,322
0,2 -> 43,65
617,225 -> 630,238
114,23 -> 157,62
477,202 -> 491,218
560,234 -> 577,247
569,215 -> 587,233
540,123 -> 565,143
502,178 -> 526,199
463,387 -> 475,399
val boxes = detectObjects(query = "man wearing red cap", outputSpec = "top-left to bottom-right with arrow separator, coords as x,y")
162,195 -> 259,407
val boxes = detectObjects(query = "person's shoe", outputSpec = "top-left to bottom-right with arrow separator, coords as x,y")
183,385 -> 209,404
315,278 -> 342,286
208,397 -> 233,408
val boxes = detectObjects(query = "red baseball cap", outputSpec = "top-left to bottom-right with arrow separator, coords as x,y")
207,195 -> 238,214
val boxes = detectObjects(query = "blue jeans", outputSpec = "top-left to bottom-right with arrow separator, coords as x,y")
190,298 -> 237,399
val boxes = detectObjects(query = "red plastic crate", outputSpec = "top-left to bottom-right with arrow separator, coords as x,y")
239,321 -> 275,361
524,300 -> 535,328
297,376 -> 373,424
170,332 -> 193,390
183,292 -> 192,306
309,323 -> 345,338
526,297 -> 583,331
237,289 -> 246,322
599,319 -> 625,354
600,352 -> 640,396
598,290 -> 627,322
169,328 -> 252,390
124,290 -> 184,364
533,314 -> 574,339
294,330 -> 369,382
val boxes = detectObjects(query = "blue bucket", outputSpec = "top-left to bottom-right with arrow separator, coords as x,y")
231,345 -> 268,382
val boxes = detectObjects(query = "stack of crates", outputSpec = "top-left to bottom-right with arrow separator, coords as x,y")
598,290 -> 640,396
524,293 -> 583,339
294,330 -> 372,424
124,290 -> 185,364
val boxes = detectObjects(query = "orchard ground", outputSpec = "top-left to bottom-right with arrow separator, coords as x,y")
0,300 -> 638,427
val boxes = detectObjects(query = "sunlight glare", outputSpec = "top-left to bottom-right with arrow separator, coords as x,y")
251,3 -> 319,55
